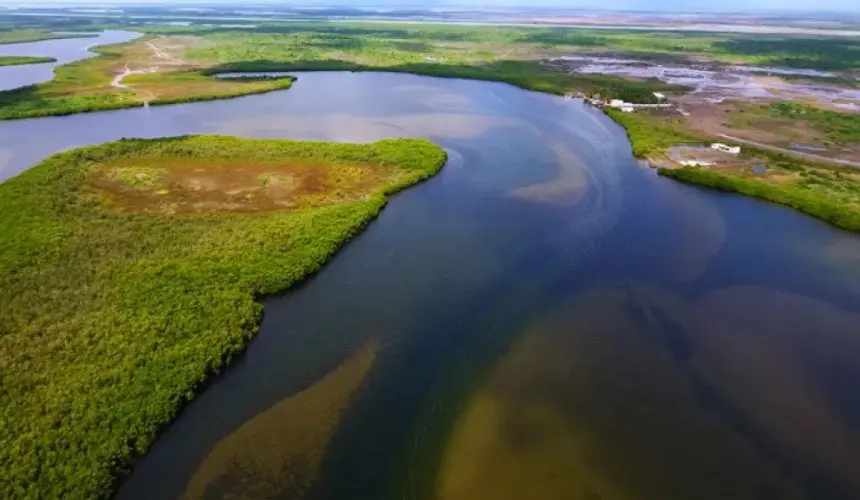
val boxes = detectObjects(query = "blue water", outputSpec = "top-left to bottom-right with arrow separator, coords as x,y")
0,30 -> 139,91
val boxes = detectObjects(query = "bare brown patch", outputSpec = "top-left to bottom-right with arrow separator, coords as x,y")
87,158 -> 402,213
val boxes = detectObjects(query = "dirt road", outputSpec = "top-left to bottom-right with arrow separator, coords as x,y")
110,63 -> 158,89
718,134 -> 860,169
108,40 -> 188,101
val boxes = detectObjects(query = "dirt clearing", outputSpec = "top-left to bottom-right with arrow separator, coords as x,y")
87,158 -> 404,213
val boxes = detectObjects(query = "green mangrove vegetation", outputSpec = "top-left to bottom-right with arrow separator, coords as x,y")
607,107 -> 860,233
0,29 -> 96,45
144,21 -> 860,71
0,56 -> 56,66
659,157 -> 860,233
0,37 -> 296,120
604,109 -> 706,156
0,135 -> 447,499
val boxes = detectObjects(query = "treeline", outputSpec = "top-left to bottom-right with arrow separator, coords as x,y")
0,135 -> 446,499
0,72 -> 294,120
209,59 -> 686,103
0,56 -> 56,66
604,109 -> 705,157
0,29 -> 96,45
660,167 -> 860,233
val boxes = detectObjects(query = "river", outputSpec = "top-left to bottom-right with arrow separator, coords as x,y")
2,64 -> 860,499
0,30 -> 140,91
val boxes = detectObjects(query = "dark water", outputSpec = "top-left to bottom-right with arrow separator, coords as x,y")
3,71 -> 860,500
0,30 -> 139,91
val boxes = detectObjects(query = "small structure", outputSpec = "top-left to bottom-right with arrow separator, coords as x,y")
607,98 -> 636,112
711,143 -> 741,154
680,160 -> 713,167
653,92 -> 666,101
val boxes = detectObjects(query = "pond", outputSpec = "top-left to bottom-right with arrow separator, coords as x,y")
2,70 -> 860,500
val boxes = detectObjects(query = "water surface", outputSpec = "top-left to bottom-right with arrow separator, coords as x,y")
2,71 -> 860,500
0,30 -> 140,91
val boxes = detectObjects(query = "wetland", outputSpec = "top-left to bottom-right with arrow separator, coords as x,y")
1,29 -> 860,500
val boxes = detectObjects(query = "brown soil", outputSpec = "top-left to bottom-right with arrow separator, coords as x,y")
88,158 -> 401,214
680,96 -> 825,146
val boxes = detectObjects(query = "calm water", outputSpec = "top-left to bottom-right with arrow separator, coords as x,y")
3,70 -> 860,500
0,30 -> 139,91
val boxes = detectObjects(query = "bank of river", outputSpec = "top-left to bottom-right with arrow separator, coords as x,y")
2,71 -> 860,499
0,30 -> 139,91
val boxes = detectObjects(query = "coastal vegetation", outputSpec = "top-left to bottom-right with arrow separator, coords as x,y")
0,29 -> 95,45
604,109 -> 706,156
607,109 -> 860,232
0,24 -> 687,119
0,56 -> 56,66
3,19 -> 858,119
0,135 -> 446,499
0,39 -> 296,120
142,22 -> 860,71
2,16 -> 857,228
660,156 -> 860,232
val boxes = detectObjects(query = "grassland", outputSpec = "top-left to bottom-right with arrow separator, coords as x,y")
0,56 -> 56,66
0,135 -> 446,499
0,37 -> 297,120
142,22 -> 860,71
765,102 -> 860,145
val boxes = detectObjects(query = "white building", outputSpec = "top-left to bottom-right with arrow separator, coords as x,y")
609,99 -> 626,108
653,92 -> 666,101
711,143 -> 741,155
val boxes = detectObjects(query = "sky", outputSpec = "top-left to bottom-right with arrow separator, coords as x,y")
2,0 -> 858,13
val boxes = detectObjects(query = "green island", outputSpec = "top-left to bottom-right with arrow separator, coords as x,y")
0,29 -> 96,45
0,135 -> 446,498
0,56 -> 57,66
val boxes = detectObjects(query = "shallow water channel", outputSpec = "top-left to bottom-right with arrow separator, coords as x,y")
2,67 -> 860,500
0,30 -> 140,91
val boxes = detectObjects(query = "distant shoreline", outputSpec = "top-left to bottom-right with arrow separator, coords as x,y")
4,11 -> 860,38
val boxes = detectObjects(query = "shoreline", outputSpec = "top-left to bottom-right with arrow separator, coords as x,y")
0,56 -> 57,67
3,57 -> 858,232
0,135 -> 447,498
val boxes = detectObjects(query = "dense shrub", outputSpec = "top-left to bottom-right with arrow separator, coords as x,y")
0,135 -> 447,499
